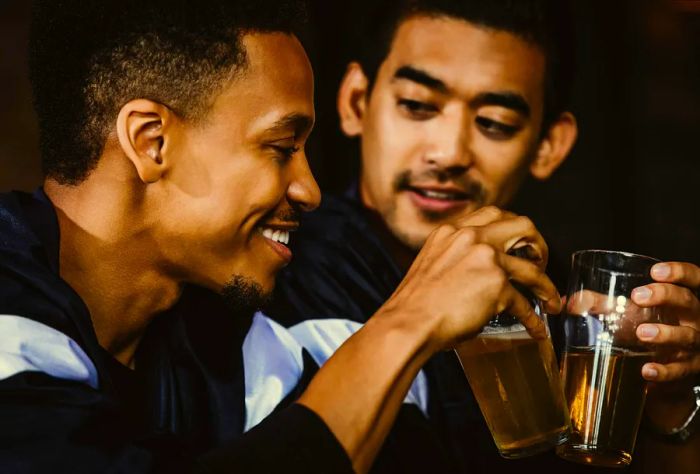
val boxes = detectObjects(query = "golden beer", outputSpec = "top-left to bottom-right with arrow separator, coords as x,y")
556,346 -> 652,467
456,331 -> 570,458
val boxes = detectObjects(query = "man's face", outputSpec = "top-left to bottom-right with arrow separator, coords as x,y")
158,33 -> 319,297
354,17 -> 548,250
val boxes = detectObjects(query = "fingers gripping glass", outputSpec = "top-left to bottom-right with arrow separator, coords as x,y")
455,247 -> 570,459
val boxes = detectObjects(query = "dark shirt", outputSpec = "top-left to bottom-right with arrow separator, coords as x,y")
269,193 -> 622,474
0,189 -> 353,474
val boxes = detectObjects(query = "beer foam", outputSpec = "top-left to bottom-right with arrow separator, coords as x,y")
479,325 -> 531,339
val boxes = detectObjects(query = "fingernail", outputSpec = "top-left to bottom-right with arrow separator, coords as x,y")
652,263 -> 671,280
633,286 -> 652,302
550,294 -> 563,312
642,366 -> 658,379
638,325 -> 658,339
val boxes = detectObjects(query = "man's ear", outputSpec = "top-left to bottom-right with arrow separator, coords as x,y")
530,112 -> 578,181
337,62 -> 370,137
116,99 -> 171,184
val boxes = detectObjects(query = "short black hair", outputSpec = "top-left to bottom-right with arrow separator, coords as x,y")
29,0 -> 307,185
355,0 -> 575,129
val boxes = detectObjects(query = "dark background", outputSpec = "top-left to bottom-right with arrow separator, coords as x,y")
1,0 -> 699,273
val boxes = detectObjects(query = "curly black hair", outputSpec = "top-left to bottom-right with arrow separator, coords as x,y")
355,0 -> 575,130
29,0 -> 307,185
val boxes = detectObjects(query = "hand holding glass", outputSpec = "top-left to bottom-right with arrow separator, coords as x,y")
556,250 -> 665,467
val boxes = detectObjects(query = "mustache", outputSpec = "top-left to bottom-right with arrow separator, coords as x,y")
270,207 -> 301,224
393,169 -> 486,204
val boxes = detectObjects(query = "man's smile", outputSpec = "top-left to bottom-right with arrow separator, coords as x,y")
403,184 -> 474,214
257,225 -> 296,264
261,227 -> 290,245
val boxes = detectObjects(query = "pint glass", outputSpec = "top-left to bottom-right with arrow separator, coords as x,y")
455,288 -> 570,459
556,250 -> 663,467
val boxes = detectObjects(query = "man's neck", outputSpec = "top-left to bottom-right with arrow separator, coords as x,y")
44,179 -> 182,369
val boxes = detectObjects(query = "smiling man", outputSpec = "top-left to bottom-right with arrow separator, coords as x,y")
270,1 -> 700,473
0,1 -> 569,473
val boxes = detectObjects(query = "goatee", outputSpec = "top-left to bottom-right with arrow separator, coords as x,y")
221,275 -> 271,317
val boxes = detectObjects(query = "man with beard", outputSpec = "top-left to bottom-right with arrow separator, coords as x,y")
0,1 -> 561,473
269,1 -> 700,472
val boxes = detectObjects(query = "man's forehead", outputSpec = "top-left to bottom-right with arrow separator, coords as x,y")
385,15 -> 546,97
241,32 -> 313,85
208,32 -> 315,130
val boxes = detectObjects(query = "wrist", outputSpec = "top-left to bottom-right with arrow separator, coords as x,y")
370,302 -> 441,362
644,379 -> 700,443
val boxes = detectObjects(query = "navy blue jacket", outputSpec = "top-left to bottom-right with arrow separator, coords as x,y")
0,189 -> 352,474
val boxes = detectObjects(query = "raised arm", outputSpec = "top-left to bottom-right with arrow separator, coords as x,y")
298,208 -> 561,473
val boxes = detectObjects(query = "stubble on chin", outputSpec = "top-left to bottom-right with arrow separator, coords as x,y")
220,274 -> 272,316
383,204 -> 430,252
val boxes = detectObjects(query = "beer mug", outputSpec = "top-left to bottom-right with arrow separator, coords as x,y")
556,250 -> 664,467
455,280 -> 571,459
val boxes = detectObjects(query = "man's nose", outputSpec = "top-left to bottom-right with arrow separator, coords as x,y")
422,110 -> 473,171
286,151 -> 321,213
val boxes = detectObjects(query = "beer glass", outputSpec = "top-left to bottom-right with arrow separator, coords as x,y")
455,284 -> 570,459
556,250 -> 663,467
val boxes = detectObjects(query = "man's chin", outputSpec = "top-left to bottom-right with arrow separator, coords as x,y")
220,274 -> 273,316
386,218 -> 432,252
387,209 -> 445,248
393,200 -> 485,247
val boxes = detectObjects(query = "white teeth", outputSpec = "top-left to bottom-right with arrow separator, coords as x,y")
260,227 -> 290,245
424,190 -> 452,199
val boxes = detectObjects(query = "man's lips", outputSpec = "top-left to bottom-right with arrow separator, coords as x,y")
258,224 -> 297,264
404,186 -> 472,213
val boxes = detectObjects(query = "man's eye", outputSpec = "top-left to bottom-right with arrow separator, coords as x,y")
397,98 -> 439,120
270,145 -> 299,163
475,117 -> 520,140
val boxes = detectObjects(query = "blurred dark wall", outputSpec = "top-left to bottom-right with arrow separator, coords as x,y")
1,0 -> 698,267
0,0 -> 40,190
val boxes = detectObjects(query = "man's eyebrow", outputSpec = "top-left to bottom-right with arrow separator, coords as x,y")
470,92 -> 531,117
266,113 -> 314,136
392,65 -> 449,94
392,65 -> 531,117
